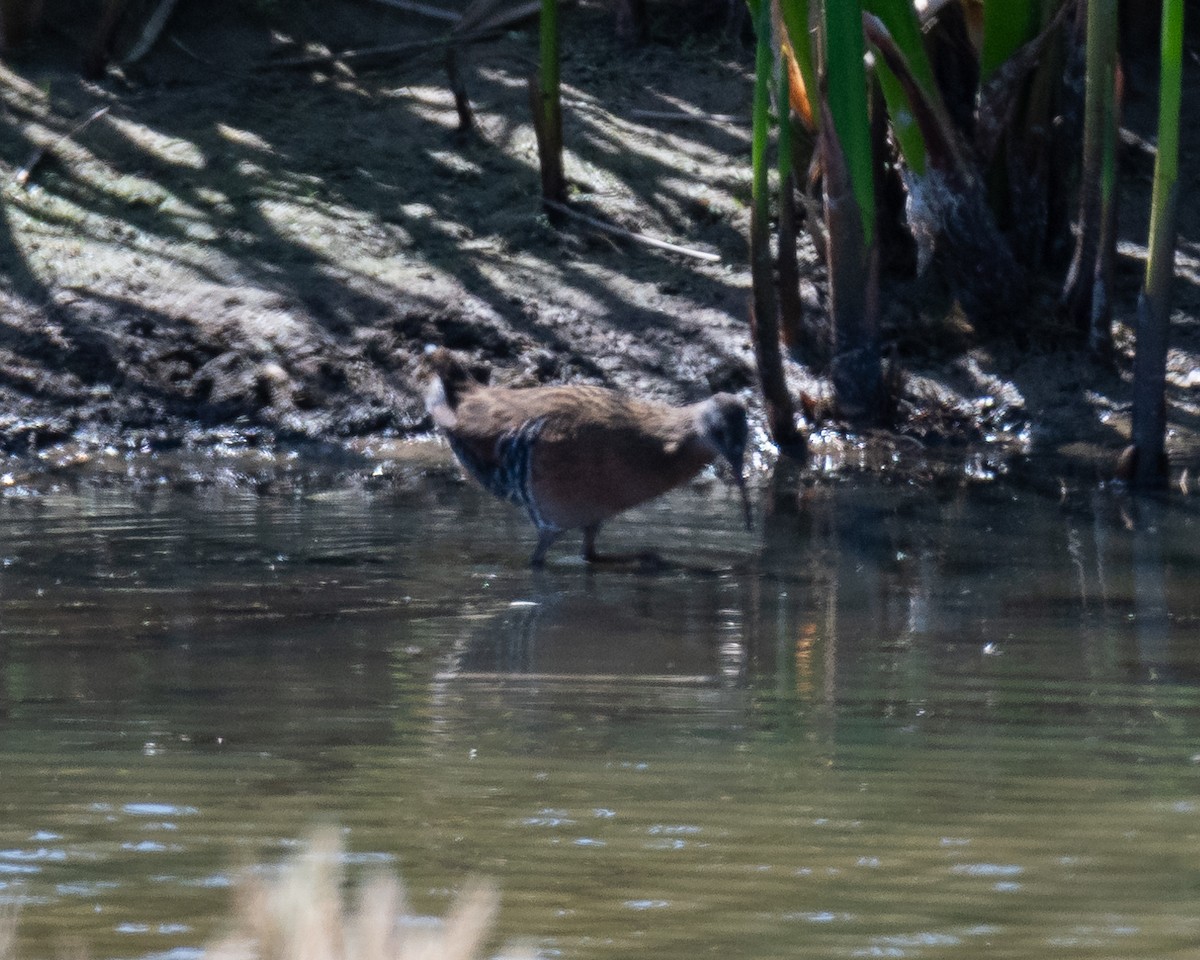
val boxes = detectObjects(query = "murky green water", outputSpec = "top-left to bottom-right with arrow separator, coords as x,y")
3,454 -> 1200,960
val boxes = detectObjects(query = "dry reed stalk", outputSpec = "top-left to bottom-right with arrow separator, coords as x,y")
206,830 -> 517,960
0,905 -> 16,960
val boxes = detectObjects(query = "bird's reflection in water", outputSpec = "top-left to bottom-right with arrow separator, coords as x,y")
430,584 -> 753,745
441,573 -> 748,687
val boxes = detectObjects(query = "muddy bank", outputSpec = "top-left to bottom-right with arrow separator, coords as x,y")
0,0 -> 1197,487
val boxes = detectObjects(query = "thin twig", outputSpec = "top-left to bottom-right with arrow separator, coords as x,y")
566,99 -> 746,128
120,0 -> 181,65
540,199 -> 721,262
443,0 -> 539,131
360,0 -> 460,21
257,26 -> 503,70
15,106 -> 111,187
627,108 -> 746,125
168,34 -> 215,65
453,0 -> 540,35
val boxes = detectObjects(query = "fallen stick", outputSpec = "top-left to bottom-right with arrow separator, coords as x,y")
15,106 -> 111,187
540,198 -> 721,262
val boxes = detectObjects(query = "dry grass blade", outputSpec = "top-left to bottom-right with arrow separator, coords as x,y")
206,830 -> 516,960
626,108 -> 745,125
437,882 -> 499,960
14,106 -> 111,188
347,876 -> 406,960
362,0 -> 460,22
257,30 -> 501,70
0,904 -> 17,960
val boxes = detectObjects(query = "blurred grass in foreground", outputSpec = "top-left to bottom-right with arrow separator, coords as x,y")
0,831 -> 527,960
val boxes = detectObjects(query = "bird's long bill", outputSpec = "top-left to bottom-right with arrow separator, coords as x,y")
735,473 -> 752,531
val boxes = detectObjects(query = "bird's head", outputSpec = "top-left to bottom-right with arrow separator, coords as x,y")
698,394 -> 752,529
422,346 -> 490,428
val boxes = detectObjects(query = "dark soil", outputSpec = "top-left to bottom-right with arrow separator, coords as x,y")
0,0 -> 1198,486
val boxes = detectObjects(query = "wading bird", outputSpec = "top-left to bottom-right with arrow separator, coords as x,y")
425,348 -> 751,567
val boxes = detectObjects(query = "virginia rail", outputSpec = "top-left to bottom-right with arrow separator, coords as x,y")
425,348 -> 752,567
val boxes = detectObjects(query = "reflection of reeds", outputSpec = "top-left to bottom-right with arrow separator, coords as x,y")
208,830 -> 513,960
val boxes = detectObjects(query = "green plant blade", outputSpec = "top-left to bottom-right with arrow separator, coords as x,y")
864,0 -> 938,174
819,96 -> 881,422
750,0 -> 771,236
1147,0 -> 1182,252
778,0 -> 817,129
980,0 -> 1039,82
823,0 -> 875,245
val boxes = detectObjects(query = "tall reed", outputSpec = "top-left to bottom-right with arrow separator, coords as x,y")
1063,0 -> 1119,353
1129,0 -> 1184,488
531,0 -> 565,210
980,0 -> 1040,82
822,0 -> 881,420
747,0 -> 803,455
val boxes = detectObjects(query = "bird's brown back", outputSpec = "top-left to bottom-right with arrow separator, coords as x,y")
446,383 -> 716,529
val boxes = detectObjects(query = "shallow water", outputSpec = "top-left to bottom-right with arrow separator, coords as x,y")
2,456 -> 1200,960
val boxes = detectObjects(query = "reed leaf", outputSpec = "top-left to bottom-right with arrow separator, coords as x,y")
863,0 -> 935,175
979,0 -> 1039,82
778,0 -> 817,130
819,0 -> 884,419
776,31 -> 806,356
862,13 -> 966,178
823,0 -> 875,246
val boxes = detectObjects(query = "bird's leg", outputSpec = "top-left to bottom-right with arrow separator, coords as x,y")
582,524 -> 602,563
530,527 -> 560,568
